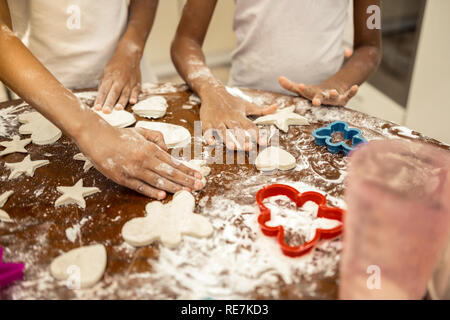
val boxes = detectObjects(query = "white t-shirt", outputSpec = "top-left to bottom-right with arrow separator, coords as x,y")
7,0 -> 156,89
229,0 -> 350,94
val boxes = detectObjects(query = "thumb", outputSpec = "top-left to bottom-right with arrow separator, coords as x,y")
136,127 -> 168,151
246,103 -> 278,116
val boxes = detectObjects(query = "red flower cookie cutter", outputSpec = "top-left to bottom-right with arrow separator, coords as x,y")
256,184 -> 345,257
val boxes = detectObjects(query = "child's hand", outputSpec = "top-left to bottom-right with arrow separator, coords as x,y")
200,86 -> 277,151
76,123 -> 204,200
278,76 -> 358,107
93,48 -> 142,114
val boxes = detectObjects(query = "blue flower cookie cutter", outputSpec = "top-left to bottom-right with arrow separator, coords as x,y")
312,121 -> 367,155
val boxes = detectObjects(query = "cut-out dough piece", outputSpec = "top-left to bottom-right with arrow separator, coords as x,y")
135,121 -> 191,148
0,191 -> 13,223
122,190 -> 213,248
50,244 -> 107,289
132,96 -> 168,119
55,179 -> 100,209
181,159 -> 211,187
253,106 -> 309,133
0,135 -> 31,156
19,111 -> 62,145
94,109 -> 136,128
73,153 -> 93,172
5,155 -> 49,179
255,146 -> 296,171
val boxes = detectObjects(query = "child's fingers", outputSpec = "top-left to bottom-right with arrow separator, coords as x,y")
339,85 -> 359,106
297,84 -> 316,100
203,127 -> 216,145
278,76 -> 300,94
102,82 -> 123,112
115,85 -> 131,110
246,103 -> 277,116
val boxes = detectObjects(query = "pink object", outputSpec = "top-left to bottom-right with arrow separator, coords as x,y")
0,246 -> 25,288
340,140 -> 450,299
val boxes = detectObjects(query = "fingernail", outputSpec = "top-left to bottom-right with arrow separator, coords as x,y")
130,99 -> 137,104
158,191 -> 166,199
103,107 -> 112,114
183,187 -> 191,192
115,104 -> 124,110
94,104 -> 102,111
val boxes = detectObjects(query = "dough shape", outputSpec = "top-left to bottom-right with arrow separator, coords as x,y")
55,179 -> 100,209
5,155 -> 49,179
255,146 -> 296,171
19,111 -> 62,145
0,135 -> 31,156
181,159 -> 211,187
73,153 -> 93,172
188,93 -> 201,105
0,191 -> 13,223
94,109 -> 136,128
253,106 -> 309,133
50,244 -> 107,289
122,190 -> 213,248
135,121 -> 191,148
132,96 -> 168,119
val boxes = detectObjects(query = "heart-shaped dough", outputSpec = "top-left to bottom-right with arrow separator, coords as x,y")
135,121 -> 191,148
255,146 -> 296,171
132,96 -> 168,119
94,109 -> 136,128
122,190 -> 213,248
50,244 -> 107,289
19,111 -> 62,145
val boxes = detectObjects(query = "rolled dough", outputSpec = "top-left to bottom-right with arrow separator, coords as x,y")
19,111 -> 62,145
132,96 -> 168,119
94,109 -> 136,128
255,146 -> 297,171
253,106 -> 309,133
135,121 -> 191,149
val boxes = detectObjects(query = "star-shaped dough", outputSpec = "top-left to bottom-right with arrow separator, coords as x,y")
122,190 -> 213,248
55,179 -> 100,209
0,191 -> 14,223
0,135 -> 31,156
253,106 -> 309,132
73,153 -> 94,172
5,155 -> 49,180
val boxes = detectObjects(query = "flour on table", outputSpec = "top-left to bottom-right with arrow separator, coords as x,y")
73,153 -> 93,172
255,146 -> 297,171
253,106 -> 309,133
0,190 -> 14,223
0,135 -> 31,156
0,103 -> 27,138
94,109 -> 136,128
50,244 -> 107,289
19,111 -> 62,145
122,190 -> 213,248
135,121 -> 191,148
188,93 -> 201,105
132,96 -> 168,119
54,179 -> 100,209
5,155 -> 49,180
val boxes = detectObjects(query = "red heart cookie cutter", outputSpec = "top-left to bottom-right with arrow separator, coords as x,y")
256,184 -> 345,257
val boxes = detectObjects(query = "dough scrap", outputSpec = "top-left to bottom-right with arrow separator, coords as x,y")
122,190 -> 213,248
50,244 -> 107,289
132,96 -> 168,119
55,179 -> 100,209
0,191 -> 13,223
0,135 -> 31,156
253,106 -> 309,133
255,146 -> 297,171
135,121 -> 191,148
181,159 -> 211,187
5,155 -> 49,179
19,111 -> 62,145
73,153 -> 93,172
94,109 -> 136,128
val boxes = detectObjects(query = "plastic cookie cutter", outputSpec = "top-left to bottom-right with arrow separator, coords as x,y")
0,246 -> 25,288
312,121 -> 367,155
255,184 -> 345,257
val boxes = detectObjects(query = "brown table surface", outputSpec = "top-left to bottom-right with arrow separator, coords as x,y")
0,83 -> 448,299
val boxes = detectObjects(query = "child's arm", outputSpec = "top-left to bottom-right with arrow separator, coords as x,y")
0,0 -> 202,199
94,0 -> 159,113
279,0 -> 382,107
171,0 -> 276,151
